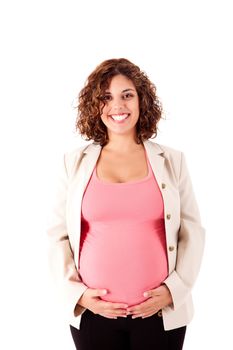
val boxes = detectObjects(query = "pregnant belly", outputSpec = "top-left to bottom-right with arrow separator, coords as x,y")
79,227 -> 168,306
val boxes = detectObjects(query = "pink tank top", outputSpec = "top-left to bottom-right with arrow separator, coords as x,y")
78,152 -> 168,306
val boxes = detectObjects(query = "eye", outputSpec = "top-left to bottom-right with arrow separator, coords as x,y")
101,94 -> 112,101
123,93 -> 134,99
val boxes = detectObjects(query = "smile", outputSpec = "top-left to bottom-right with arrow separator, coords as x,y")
109,114 -> 130,123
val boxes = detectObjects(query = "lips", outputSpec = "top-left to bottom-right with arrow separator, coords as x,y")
108,113 -> 130,123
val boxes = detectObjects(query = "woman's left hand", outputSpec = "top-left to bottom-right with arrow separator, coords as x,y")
126,284 -> 173,319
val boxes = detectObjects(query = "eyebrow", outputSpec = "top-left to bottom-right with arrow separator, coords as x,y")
105,88 -> 136,94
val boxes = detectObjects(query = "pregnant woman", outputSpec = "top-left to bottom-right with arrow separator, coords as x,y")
47,58 -> 205,350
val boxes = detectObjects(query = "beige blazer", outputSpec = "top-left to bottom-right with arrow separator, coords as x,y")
47,139 -> 205,331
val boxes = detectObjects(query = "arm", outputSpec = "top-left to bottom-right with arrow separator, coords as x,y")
46,153 -> 88,318
163,152 -> 206,310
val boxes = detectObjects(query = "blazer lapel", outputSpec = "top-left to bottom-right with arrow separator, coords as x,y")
143,140 -> 165,192
68,142 -> 102,262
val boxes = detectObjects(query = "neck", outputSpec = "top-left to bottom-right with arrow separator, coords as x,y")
103,134 -> 142,153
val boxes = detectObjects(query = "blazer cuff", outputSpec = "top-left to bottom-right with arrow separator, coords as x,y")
163,271 -> 190,310
60,281 -> 89,319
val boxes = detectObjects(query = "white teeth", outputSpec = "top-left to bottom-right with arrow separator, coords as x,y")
111,114 -> 129,121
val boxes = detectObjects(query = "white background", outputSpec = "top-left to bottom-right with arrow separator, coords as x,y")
0,0 -> 232,349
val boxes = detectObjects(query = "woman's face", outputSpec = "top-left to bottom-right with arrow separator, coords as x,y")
100,74 -> 140,138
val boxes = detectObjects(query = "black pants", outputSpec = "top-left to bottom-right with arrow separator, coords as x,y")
70,309 -> 186,350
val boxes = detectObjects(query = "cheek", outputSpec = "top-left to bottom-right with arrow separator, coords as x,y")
130,102 -> 140,115
129,98 -> 139,112
101,104 -> 109,116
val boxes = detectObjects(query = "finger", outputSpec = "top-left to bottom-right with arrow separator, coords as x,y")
92,289 -> 108,297
109,308 -> 128,317
99,314 -> 117,319
144,285 -> 167,298
127,307 -> 140,314
132,313 -> 144,319
100,302 -> 128,313
132,308 -> 159,319
111,303 -> 128,309
127,308 -> 143,316
103,308 -> 127,316
151,285 -> 166,295
127,299 -> 154,313
100,312 -> 127,319
128,303 -> 158,316
99,303 -> 128,316
127,302 -> 145,313
143,289 -> 159,298
115,309 -> 128,316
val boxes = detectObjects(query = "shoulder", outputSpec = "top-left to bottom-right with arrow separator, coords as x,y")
64,142 -> 91,158
147,140 -> 183,161
63,142 -> 95,176
147,141 -> 185,182
158,143 -> 182,157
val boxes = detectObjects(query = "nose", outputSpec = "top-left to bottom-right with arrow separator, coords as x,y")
111,96 -> 125,112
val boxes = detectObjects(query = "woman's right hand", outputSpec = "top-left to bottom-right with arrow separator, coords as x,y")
77,288 -> 128,319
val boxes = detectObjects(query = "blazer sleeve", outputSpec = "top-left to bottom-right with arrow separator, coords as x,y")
163,151 -> 205,310
46,152 -> 88,319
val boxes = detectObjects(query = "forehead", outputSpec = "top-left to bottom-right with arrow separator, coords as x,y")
106,74 -> 136,91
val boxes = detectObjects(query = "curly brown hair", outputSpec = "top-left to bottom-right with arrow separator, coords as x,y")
75,58 -> 163,146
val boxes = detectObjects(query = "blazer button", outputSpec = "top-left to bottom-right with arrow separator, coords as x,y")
166,214 -> 171,220
157,310 -> 162,317
169,246 -> 175,252
161,183 -> 166,189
